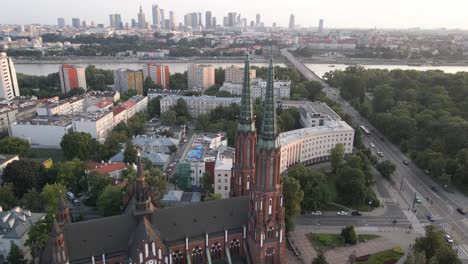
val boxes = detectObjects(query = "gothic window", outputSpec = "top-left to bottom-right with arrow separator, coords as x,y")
247,175 -> 250,190
246,140 -> 251,164
267,227 -> 274,239
192,246 -> 204,264
172,250 -> 183,264
268,198 -> 272,215
269,157 -> 274,187
265,247 -> 275,264
230,239 -> 241,257
211,242 -> 222,259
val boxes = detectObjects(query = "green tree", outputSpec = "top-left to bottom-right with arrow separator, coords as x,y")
40,183 -> 66,214
55,159 -> 87,194
148,97 -> 162,117
0,183 -> 18,210
3,160 -> 46,198
122,166 -> 137,183
376,160 -> 397,179
60,132 -> 97,160
145,167 -> 168,205
25,215 -> 53,258
200,172 -> 213,196
0,137 -> 30,156
336,167 -> 367,205
372,84 -> 395,112
172,98 -> 191,125
330,143 -> 345,173
97,185 -> 122,216
143,76 -> 157,95
312,251 -> 328,264
161,110 -> 177,126
341,225 -> 357,245
7,242 -> 26,264
282,176 -> 304,231
414,225 -> 446,261
20,188 -> 44,212
302,172 -> 331,211
83,172 -> 112,206
124,142 -> 138,164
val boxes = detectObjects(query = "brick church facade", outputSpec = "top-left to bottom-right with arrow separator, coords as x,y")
40,55 -> 286,264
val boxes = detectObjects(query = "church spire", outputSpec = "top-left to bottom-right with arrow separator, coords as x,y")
134,148 -> 154,217
238,54 -> 255,132
257,55 -> 278,150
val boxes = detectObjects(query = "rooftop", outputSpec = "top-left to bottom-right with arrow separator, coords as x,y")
73,110 -> 112,122
279,121 -> 354,145
0,154 -> 19,166
88,162 -> 128,174
15,115 -> 73,127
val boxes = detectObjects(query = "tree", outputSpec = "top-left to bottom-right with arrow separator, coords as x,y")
0,137 -> 30,156
372,84 -> 395,112
282,176 -> 304,231
60,132 -> 97,160
97,185 -> 122,216
3,160 -> 46,198
330,143 -> 345,173
341,225 -> 357,245
336,167 -> 367,205
302,173 -> 331,212
200,172 -> 213,195
148,97 -> 162,117
145,167 -> 168,205
172,98 -> 191,125
0,183 -> 18,210
312,251 -> 328,264
55,159 -> 87,194
40,183 -> 66,214
414,225 -> 455,263
21,188 -> 44,212
124,142 -> 138,164
7,242 -> 26,264
83,172 -> 112,206
143,76 -> 157,95
205,193 -> 223,201
122,166 -> 137,183
25,215 -> 53,258
161,110 -> 177,126
376,160 -> 397,179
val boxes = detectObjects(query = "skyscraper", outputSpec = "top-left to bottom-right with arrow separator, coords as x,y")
228,12 -> 236,27
184,13 -> 199,28
319,19 -> 324,33
289,14 -> 295,30
212,17 -> 217,28
57,18 -> 65,28
152,4 -> 161,28
109,14 -> 122,29
0,53 -> 20,102
59,65 -> 87,94
256,13 -> 261,26
137,4 -> 146,29
71,18 -> 81,28
160,9 -> 165,28
169,11 -> 176,30
205,11 -> 212,28
198,13 -> 203,27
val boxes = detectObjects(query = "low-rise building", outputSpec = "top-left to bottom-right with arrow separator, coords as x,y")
83,91 -> 120,108
280,100 -> 341,127
86,99 -> 113,113
220,78 -> 291,99
11,116 -> 73,147
160,95 -> 240,117
36,97 -> 84,116
133,135 -> 180,154
72,111 -> 114,141
0,206 -> 45,261
0,107 -> 17,135
214,147 -> 235,198
87,161 -> 128,183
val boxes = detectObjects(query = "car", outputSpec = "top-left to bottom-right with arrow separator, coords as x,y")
351,211 -> 362,216
66,191 -> 75,200
72,198 -> 80,206
415,197 -> 422,204
444,234 -> 454,244
403,160 -> 410,165
311,211 -> 323,215
430,186 -> 438,192
427,215 -> 436,222
377,151 -> 384,157
337,211 -> 348,216
456,208 -> 466,215
370,143 -> 375,148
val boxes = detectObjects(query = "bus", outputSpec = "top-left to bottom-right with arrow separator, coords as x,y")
360,125 -> 371,136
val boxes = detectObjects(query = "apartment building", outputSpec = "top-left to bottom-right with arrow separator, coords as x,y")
187,64 -> 215,90
59,64 -> 87,94
220,78 -> 291,99
142,64 -> 170,89
225,65 -> 256,84
113,69 -> 144,94
0,53 -> 20,102
160,95 -> 240,117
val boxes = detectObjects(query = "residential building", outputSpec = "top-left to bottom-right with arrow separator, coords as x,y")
169,11 -> 175,30
59,64 -> 87,94
152,5 -> 161,28
57,18 -> 66,28
113,69 -> 144,94
0,107 -> 17,135
0,206 -> 45,261
225,65 -> 256,84
39,55 -> 286,264
11,116 -> 73,147
133,135 -> 180,154
83,91 -> 120,108
205,11 -> 212,28
87,161 -> 128,183
187,64 -> 215,90
160,95 -> 240,117
142,64 -> 170,89
214,147 -> 235,198
72,111 -> 114,141
220,78 -> 291,99
0,154 -> 19,183
319,19 -> 324,33
36,97 -> 84,116
0,53 -> 20,102
86,99 -> 113,113
71,18 -> 81,28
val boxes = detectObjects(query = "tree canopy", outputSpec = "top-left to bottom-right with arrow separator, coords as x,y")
0,137 -> 30,156
60,132 -> 97,161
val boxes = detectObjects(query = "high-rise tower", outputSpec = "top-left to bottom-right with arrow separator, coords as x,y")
0,53 -> 20,102
231,55 -> 257,197
247,55 -> 286,264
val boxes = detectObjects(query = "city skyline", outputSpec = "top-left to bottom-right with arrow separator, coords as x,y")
2,0 -> 468,29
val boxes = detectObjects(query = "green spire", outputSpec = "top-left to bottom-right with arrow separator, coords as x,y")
238,54 -> 255,132
257,55 -> 279,150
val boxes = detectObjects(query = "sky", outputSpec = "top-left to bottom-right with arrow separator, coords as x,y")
2,0 -> 468,29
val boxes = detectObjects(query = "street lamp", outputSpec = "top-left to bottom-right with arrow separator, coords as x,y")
368,200 -> 373,212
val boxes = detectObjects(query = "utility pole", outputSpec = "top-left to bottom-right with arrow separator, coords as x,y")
400,175 -> 404,191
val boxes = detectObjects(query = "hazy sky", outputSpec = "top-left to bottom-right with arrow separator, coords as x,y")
2,0 -> 468,29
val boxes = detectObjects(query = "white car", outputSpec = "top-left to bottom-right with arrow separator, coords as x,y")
444,234 -> 454,244
370,143 -> 375,148
311,211 -> 323,215
337,211 -> 348,216
66,191 -> 75,200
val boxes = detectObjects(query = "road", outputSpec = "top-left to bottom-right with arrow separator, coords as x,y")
282,48 -> 468,261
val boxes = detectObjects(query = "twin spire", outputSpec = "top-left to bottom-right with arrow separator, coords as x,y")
238,54 -> 255,132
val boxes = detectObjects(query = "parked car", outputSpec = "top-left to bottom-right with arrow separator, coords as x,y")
72,198 -> 80,206
66,191 -> 75,200
444,234 -> 454,244
311,211 -> 323,216
403,160 -> 410,165
337,211 -> 348,216
377,151 -> 384,157
370,143 -> 375,148
351,211 -> 362,216
430,186 -> 438,192
456,208 -> 466,215
427,215 -> 435,222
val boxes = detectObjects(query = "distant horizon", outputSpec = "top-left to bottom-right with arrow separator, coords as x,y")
2,0 -> 468,30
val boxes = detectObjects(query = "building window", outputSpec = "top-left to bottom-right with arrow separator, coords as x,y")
265,248 -> 275,264
192,246 -> 204,264
267,227 -> 274,239
211,242 -> 222,259
172,250 -> 184,264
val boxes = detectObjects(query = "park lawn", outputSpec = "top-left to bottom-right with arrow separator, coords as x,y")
357,247 -> 404,264
306,233 -> 380,251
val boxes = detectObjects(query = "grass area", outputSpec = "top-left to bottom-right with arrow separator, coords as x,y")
357,247 -> 404,264
306,233 -> 381,251
26,148 -> 66,162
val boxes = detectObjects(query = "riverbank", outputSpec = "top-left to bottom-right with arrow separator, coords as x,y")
298,57 -> 468,67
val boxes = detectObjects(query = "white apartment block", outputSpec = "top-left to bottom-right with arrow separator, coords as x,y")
214,147 -> 234,198
280,101 -> 341,127
225,65 -> 256,84
278,121 -> 355,174
72,111 -> 114,141
11,117 -> 73,148
187,64 -> 215,90
160,95 -> 240,117
220,78 -> 291,99
0,53 -> 20,102
37,98 -> 84,116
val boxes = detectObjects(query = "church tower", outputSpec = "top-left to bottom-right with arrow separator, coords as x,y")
57,193 -> 70,226
50,218 -> 68,264
134,149 -> 155,218
247,56 -> 286,264
231,54 -> 257,197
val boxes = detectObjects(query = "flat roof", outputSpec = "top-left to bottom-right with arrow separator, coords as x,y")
279,121 -> 354,145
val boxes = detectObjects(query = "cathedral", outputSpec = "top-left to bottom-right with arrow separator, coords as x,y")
41,54 -> 286,264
